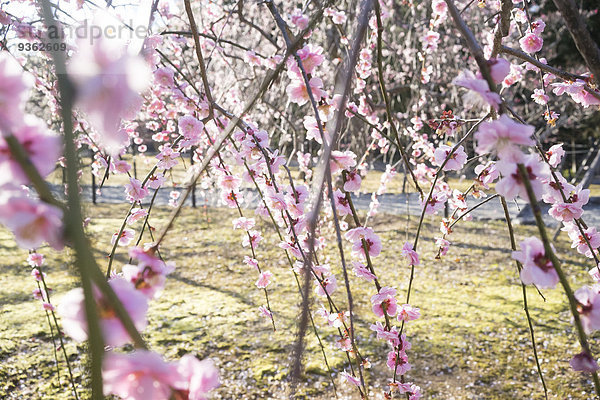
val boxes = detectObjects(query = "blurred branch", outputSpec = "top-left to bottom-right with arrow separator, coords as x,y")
552,0 -> 600,86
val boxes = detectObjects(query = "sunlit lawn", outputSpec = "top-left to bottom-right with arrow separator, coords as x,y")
1,202 -> 598,399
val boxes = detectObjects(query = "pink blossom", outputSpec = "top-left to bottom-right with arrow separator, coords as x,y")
344,170 -> 362,192
519,32 -> 543,54
290,9 -> 309,30
293,44 -> 325,74
126,208 -> 148,225
58,278 -> 148,346
474,163 -> 499,189
125,177 -> 149,203
371,287 -> 398,317
0,187 -> 63,250
347,227 -> 382,258
570,352 -> 599,373
218,174 -> 241,191
436,237 -> 450,256
574,285 -> 600,334
387,350 -> 411,375
495,154 -> 549,201
512,237 -> 558,289
173,354 -> 220,400
112,228 -> 135,247
563,223 -> 600,258
422,191 -> 447,215
0,116 -> 61,185
179,115 -> 204,148
433,144 -> 467,171
333,189 -> 351,216
370,321 -> 401,347
330,150 -> 357,174
268,192 -> 287,211
258,305 -> 273,319
69,34 -> 150,155
487,58 -> 511,84
122,257 -> 173,300
156,144 -> 180,170
453,70 -> 502,111
286,76 -> 326,106
401,242 -> 420,266
315,275 -> 337,297
27,252 -> 44,267
110,160 -> 131,174
397,304 -> 421,322
531,89 -> 549,105
102,350 -> 179,399
242,230 -> 262,248
233,217 -> 255,231
256,271 -> 273,289
352,261 -> 376,281
340,370 -> 361,387
474,114 -> 534,159
548,186 -> 589,222
546,143 -> 565,168
0,52 -> 33,129
147,172 -> 166,189
154,67 -> 175,87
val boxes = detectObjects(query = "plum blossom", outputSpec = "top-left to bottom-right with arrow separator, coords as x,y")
178,115 -> 204,148
531,88 -> 549,105
68,32 -> 151,155
112,228 -> 135,246
546,143 -> 565,168
344,170 -> 362,192
125,177 -> 149,203
315,274 -> 337,297
474,114 -> 535,159
519,32 -> 543,54
126,208 -> 148,225
0,186 -> 63,250
562,223 -> 600,258
0,52 -> 33,129
574,285 -> 600,334
401,242 -> 420,266
371,287 -> 398,317
102,350 -> 178,400
122,249 -> 174,299
333,189 -> 351,216
154,67 -> 175,87
453,70 -> 502,110
495,154 -> 549,201
549,186 -> 590,222
352,261 -> 376,281
387,350 -> 412,375
330,150 -> 357,174
487,58 -> 511,84
433,144 -> 467,171
341,371 -> 361,387
58,278 -> 148,346
512,237 -> 558,289
570,352 -> 600,373
345,227 -> 382,258
256,271 -> 273,289
397,304 -> 421,322
173,354 -> 220,399
422,191 -> 447,215
156,144 -> 180,170
0,115 -> 61,185
286,76 -> 326,106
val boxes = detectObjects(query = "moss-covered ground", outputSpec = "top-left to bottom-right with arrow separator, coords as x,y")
1,203 -> 598,399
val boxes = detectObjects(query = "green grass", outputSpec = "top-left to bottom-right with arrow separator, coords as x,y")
1,203 -> 598,399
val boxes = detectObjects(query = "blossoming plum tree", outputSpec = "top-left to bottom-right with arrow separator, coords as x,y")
1,0 -> 600,398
